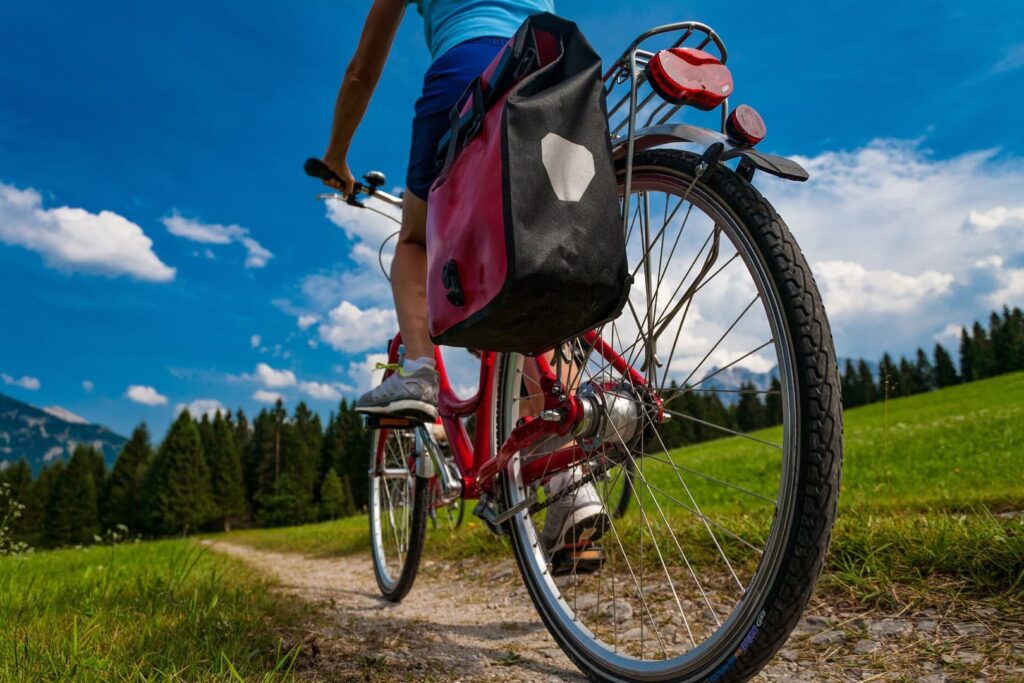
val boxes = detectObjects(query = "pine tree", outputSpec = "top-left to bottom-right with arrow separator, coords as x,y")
735,382 -> 766,431
208,413 -> 246,531
764,378 -> 783,426
319,468 -> 346,519
293,402 -> 323,510
914,347 -> 934,392
897,357 -> 919,396
198,413 -> 216,471
841,359 -> 861,408
959,328 -> 973,382
321,410 -> 355,514
232,409 -> 251,472
141,411 -> 215,536
933,343 -> 959,388
46,445 -> 100,546
857,360 -> 878,404
878,353 -> 898,399
0,460 -> 33,545
990,309 -> 1012,375
1009,307 -> 1024,372
24,462 -> 61,548
971,322 -> 994,379
101,423 -> 153,534
339,400 -> 371,511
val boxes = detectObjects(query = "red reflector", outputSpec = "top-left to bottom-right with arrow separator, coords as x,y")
726,104 -> 767,145
646,48 -> 733,111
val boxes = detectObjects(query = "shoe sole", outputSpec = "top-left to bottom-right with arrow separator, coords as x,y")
356,399 -> 438,422
551,546 -> 605,576
549,506 -> 610,554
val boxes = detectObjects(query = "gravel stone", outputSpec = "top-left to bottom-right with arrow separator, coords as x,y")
867,619 -> 913,638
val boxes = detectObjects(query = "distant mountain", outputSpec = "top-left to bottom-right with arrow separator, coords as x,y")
697,365 -> 778,404
0,393 -> 126,476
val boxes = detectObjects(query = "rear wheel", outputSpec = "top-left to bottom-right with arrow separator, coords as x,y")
496,150 -> 841,682
368,428 -> 428,602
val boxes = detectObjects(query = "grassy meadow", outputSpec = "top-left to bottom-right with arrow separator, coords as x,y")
2,372 -> 1020,680
0,540 -> 303,681
223,371 -> 1024,601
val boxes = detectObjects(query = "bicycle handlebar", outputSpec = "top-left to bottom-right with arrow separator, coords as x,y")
304,157 -> 404,209
304,157 -> 367,205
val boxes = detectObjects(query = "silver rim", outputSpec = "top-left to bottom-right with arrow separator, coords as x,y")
369,429 -> 417,592
499,166 -> 800,678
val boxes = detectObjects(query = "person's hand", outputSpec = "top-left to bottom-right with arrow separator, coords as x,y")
321,154 -> 356,195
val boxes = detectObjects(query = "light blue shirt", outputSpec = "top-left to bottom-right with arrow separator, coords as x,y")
410,0 -> 555,60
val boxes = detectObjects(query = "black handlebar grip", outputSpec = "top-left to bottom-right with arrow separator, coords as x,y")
304,157 -> 342,183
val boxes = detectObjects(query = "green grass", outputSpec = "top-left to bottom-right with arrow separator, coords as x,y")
0,540 -> 303,681
224,372 -> 1024,601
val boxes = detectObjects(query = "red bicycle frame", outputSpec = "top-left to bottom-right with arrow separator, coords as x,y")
377,330 -> 658,500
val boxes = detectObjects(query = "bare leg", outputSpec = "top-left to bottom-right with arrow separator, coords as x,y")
391,191 -> 435,361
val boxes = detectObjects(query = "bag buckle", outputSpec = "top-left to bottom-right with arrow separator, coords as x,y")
441,260 -> 465,307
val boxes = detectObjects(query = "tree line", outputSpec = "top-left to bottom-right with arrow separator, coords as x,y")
0,400 -> 370,549
657,306 -> 1024,449
2,306 -> 1021,549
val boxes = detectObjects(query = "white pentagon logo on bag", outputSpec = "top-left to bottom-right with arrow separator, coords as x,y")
540,132 -> 595,202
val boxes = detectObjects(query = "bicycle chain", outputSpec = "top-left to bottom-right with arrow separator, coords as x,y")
526,456 -> 617,516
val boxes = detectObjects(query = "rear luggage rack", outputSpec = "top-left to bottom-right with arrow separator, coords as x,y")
603,22 -> 730,137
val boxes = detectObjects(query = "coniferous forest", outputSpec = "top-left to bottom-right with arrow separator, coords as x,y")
1,306 -> 1021,549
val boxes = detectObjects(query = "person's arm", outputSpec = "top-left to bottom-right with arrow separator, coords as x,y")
321,0 -> 406,193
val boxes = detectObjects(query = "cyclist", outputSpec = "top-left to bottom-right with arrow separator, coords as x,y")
316,0 -> 608,565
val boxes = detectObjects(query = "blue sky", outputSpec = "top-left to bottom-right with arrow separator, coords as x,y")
1,1 -> 1023,438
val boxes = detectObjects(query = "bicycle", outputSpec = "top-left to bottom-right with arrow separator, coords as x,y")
307,20 -> 841,683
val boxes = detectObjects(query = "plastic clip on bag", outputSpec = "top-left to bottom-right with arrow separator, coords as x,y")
426,12 -> 631,355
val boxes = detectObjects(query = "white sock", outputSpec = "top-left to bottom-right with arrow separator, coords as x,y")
402,356 -> 436,374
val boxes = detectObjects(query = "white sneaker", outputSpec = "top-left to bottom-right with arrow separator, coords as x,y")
539,467 -> 610,555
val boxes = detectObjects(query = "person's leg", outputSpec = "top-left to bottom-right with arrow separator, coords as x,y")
391,192 -> 434,362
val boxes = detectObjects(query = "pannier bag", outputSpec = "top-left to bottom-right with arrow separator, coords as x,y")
426,12 -> 631,354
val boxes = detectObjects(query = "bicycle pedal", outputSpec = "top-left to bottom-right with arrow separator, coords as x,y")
551,546 -> 606,576
472,494 -> 512,537
365,415 -> 419,430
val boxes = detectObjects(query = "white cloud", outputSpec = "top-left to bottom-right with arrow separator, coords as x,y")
82,380 -> 95,393
254,362 -> 296,388
975,256 -> 1024,307
297,314 -> 319,330
1,373 -> 40,391
253,389 -> 284,404
298,381 -> 344,401
318,301 -> 397,353
963,206 -> 1024,233
0,181 -> 175,281
162,212 -> 272,268
991,43 -> 1024,74
125,385 -> 168,406
934,323 -> 964,344
176,398 -> 227,419
348,353 -> 389,392
765,139 -> 1024,357
325,197 -> 401,247
250,334 -> 262,349
814,260 -> 954,317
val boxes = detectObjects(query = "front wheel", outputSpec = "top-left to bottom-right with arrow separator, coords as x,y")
497,150 -> 842,682
368,428 -> 428,602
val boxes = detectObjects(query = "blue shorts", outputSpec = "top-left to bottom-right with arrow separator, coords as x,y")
406,36 -> 508,200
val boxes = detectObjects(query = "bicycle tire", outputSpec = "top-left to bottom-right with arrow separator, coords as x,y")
497,149 -> 842,682
368,429 -> 429,603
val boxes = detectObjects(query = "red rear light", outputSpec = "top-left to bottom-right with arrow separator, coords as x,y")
726,104 -> 767,145
645,48 -> 733,111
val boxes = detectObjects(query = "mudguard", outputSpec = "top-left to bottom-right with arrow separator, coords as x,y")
611,123 -> 809,182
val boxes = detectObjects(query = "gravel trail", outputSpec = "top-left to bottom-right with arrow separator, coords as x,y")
208,541 -> 1023,682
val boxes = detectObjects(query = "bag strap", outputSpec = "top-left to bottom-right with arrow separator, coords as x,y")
442,77 -> 486,170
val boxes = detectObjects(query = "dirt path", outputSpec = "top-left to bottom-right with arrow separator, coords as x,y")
208,541 -> 1022,682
